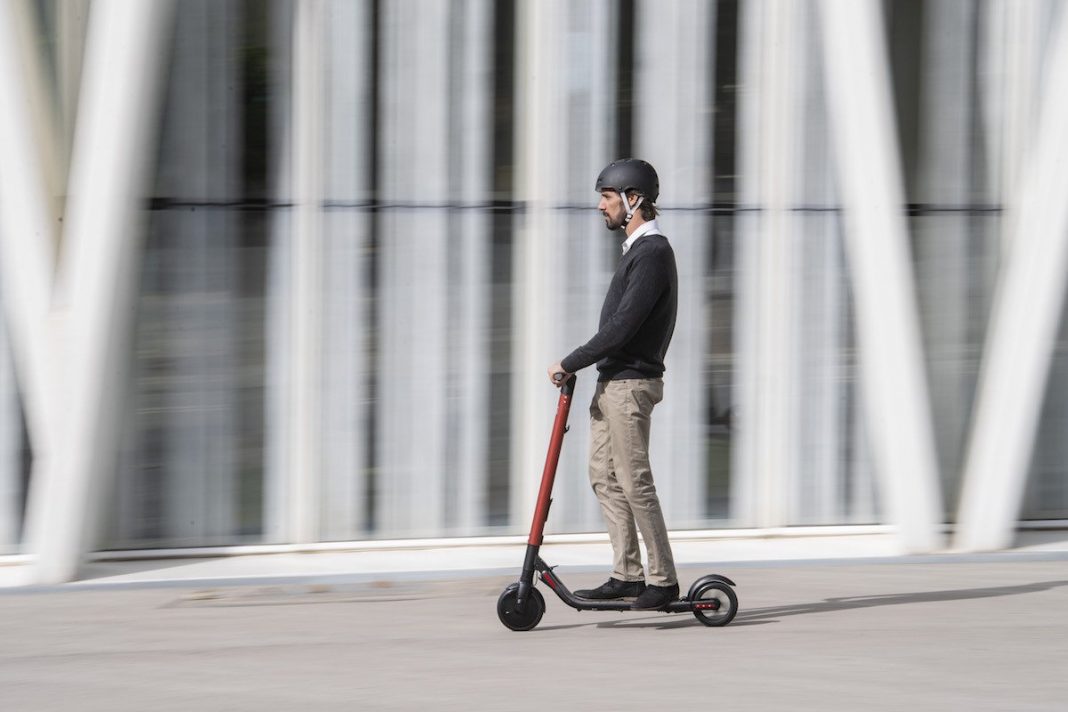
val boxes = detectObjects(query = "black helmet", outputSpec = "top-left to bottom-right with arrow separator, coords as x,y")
595,158 -> 659,203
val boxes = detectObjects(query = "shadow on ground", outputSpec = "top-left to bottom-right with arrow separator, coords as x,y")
733,579 -> 1068,623
534,579 -> 1068,632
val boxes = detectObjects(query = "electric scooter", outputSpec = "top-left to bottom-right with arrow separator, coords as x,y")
497,374 -> 739,631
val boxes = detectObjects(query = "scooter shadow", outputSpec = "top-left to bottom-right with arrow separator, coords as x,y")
734,578 -> 1068,625
534,579 -> 1068,631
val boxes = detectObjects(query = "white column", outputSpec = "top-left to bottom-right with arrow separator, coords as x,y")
795,29 -> 855,523
512,0 -> 566,532
955,5 -> 1068,551
263,0 -> 296,545
633,0 -> 713,527
796,217 -> 845,522
556,1 -> 615,533
733,0 -> 802,528
376,0 -> 451,536
817,0 -> 943,552
318,0 -> 372,540
0,0 -> 63,557
55,0 -> 89,189
31,0 -> 175,583
512,0 -> 616,534
451,0 -> 492,534
289,0 -> 324,543
264,213 -> 293,544
0,0 -> 60,467
980,0 -> 1044,246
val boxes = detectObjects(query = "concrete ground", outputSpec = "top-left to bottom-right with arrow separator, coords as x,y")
2,554 -> 1067,711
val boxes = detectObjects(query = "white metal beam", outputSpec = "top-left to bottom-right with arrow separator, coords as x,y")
511,0 -> 569,532
0,0 -> 65,560
55,0 -> 89,188
452,0 -> 492,534
376,0 -> 452,536
980,0 -> 1043,251
511,0 -> 618,535
30,0 -> 175,583
318,0 -> 372,540
289,0 -> 325,543
0,0 -> 61,460
817,0 -> 944,552
554,1 -> 615,533
635,0 -> 714,528
955,5 -> 1068,551
734,0 -> 802,528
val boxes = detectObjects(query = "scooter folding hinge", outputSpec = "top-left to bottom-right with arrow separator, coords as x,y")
538,566 -> 561,591
537,564 -> 557,580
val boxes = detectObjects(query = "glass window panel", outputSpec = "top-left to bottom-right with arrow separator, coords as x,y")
106,0 -> 291,549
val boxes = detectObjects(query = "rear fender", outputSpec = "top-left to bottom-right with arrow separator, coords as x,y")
686,573 -> 736,601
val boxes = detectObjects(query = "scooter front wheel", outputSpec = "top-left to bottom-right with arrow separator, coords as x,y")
497,583 -> 545,631
691,580 -> 738,627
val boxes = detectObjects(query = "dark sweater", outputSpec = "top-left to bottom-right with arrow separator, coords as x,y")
561,233 -> 678,381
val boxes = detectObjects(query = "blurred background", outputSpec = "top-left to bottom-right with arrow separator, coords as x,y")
1,0 -> 1067,575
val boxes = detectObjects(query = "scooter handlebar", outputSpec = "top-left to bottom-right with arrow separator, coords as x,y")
553,372 -> 577,396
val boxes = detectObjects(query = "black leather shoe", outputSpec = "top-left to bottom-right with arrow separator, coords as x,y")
574,578 -> 646,600
633,582 -> 680,610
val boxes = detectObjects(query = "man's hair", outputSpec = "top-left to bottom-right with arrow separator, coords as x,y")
628,190 -> 659,220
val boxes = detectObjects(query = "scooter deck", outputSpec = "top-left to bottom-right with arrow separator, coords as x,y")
536,557 -> 718,614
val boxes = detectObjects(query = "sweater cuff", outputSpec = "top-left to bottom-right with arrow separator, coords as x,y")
560,354 -> 582,374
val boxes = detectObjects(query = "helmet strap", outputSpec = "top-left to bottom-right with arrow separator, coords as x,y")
619,192 -> 644,226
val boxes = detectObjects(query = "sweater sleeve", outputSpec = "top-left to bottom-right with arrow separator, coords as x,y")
560,249 -> 668,374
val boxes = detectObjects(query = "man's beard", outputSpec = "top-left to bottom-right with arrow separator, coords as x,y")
603,211 -> 624,231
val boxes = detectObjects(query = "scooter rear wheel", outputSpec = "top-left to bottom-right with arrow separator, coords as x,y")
497,584 -> 545,631
691,581 -> 738,627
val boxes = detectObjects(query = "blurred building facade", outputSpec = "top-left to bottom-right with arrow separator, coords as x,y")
1,0 -> 1068,582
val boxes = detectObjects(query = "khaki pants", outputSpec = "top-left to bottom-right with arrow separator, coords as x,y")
588,378 -> 677,587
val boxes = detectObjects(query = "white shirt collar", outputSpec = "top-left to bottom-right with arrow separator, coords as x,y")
622,219 -> 663,254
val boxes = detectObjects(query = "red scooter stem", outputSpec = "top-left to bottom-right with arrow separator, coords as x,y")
527,374 -> 577,546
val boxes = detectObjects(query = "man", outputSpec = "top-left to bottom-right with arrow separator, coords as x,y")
547,158 -> 679,610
